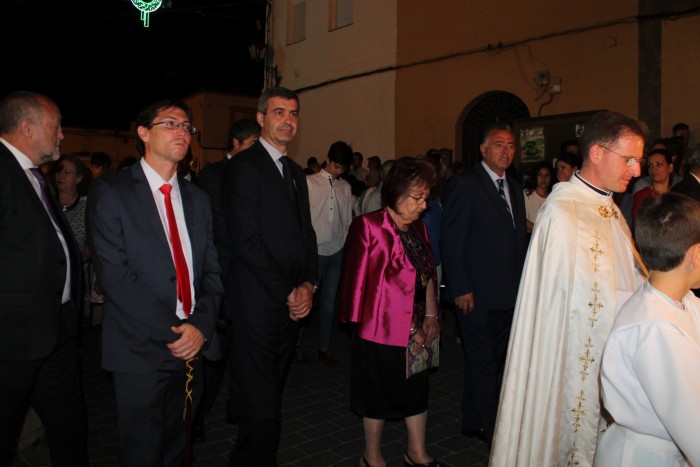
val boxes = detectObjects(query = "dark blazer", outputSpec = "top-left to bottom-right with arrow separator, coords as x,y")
197,157 -> 231,275
0,144 -> 82,360
671,172 -> 700,202
221,141 -> 318,324
440,163 -> 528,309
87,162 -> 223,373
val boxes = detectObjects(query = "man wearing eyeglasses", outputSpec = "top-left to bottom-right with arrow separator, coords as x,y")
88,99 -> 223,467
490,110 -> 648,467
221,87 -> 318,466
441,122 -> 528,449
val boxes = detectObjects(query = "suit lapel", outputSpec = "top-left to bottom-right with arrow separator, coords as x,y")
129,163 -> 171,254
477,165 -> 512,222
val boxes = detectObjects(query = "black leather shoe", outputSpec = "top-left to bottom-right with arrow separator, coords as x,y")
318,349 -> 339,367
295,346 -> 309,363
404,451 -> 449,467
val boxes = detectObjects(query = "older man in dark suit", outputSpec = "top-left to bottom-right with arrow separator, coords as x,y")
88,99 -> 222,467
0,91 -> 88,466
222,87 -> 318,466
440,122 -> 528,446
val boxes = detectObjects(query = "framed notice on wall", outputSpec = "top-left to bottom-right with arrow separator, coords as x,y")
511,110 -> 601,179
520,126 -> 545,163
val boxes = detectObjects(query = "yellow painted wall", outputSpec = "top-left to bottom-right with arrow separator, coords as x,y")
662,14 -> 700,147
394,0 -> 642,158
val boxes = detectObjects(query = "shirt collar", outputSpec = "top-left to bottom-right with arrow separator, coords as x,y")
573,171 -> 611,196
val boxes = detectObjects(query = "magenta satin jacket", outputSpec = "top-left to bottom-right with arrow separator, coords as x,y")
339,209 -> 436,347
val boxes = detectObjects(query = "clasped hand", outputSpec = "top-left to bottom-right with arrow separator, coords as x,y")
288,282 -> 314,321
167,322 -> 205,361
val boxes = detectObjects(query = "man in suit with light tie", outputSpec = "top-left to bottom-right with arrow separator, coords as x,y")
440,122 -> 528,447
88,99 -> 223,467
0,91 -> 88,466
222,87 -> 318,466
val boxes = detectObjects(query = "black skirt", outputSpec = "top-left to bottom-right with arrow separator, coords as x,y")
350,334 -> 429,420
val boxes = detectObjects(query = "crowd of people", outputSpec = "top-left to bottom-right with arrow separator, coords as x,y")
2,87 -> 699,467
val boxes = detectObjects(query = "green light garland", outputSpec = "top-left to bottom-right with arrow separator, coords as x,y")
131,0 -> 162,28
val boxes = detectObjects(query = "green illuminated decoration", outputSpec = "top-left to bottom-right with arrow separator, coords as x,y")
131,0 -> 162,28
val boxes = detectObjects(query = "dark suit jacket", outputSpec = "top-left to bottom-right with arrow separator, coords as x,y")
87,162 -> 223,373
440,163 -> 528,309
671,172 -> 700,201
221,141 -> 318,324
197,157 -> 231,276
0,144 -> 82,360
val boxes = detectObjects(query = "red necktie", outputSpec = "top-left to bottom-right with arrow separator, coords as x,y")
159,183 -> 192,317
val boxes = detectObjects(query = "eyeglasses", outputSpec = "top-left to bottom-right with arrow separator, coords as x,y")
408,194 -> 432,204
151,120 -> 198,135
600,144 -> 641,167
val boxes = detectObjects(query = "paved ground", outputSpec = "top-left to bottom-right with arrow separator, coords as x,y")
13,307 -> 490,467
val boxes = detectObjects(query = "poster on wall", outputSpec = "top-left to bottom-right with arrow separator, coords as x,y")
520,127 -> 545,162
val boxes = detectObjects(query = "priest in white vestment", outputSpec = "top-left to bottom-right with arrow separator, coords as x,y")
490,111 -> 648,467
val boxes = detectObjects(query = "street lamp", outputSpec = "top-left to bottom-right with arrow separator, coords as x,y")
248,39 -> 282,89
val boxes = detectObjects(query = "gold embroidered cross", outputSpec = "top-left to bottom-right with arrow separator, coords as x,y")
570,390 -> 587,432
588,282 -> 603,328
567,441 -> 581,466
578,338 -> 595,381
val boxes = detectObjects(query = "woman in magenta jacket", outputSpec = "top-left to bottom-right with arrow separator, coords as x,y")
340,157 -> 446,467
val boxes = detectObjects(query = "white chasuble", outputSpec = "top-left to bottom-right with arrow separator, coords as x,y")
489,177 -> 646,467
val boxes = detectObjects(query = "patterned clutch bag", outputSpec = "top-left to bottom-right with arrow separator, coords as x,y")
406,334 -> 440,378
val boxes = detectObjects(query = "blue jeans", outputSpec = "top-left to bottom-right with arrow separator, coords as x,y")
298,249 -> 343,350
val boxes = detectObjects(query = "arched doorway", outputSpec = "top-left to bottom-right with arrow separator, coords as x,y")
456,91 -> 530,170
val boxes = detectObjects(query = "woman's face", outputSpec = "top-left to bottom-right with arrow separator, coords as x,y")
556,160 -> 576,182
55,160 -> 81,193
646,154 -> 672,184
537,167 -> 552,191
394,183 -> 430,226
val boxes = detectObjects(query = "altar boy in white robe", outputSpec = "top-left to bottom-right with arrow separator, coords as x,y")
595,192 -> 700,467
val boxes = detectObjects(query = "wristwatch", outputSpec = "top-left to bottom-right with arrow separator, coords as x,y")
310,281 -> 318,294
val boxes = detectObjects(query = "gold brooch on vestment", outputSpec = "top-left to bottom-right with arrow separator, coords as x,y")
598,206 -> 618,219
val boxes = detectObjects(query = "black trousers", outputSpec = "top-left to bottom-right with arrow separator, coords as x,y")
228,319 -> 297,467
0,303 -> 88,467
456,306 -> 513,442
112,356 -> 203,467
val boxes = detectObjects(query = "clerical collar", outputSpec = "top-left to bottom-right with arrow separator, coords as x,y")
574,172 -> 611,196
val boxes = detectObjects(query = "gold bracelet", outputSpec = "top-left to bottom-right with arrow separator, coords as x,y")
425,314 -> 439,320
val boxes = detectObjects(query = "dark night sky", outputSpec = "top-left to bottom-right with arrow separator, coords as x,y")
1,0 -> 267,131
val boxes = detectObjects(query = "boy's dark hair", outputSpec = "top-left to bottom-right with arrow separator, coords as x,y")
226,119 -> 260,151
327,141 -> 353,167
635,192 -> 700,271
90,151 -> 112,168
557,151 -> 582,170
673,122 -> 689,133
559,138 -> 579,153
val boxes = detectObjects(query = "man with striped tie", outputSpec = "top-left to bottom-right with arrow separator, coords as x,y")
441,122 -> 528,448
